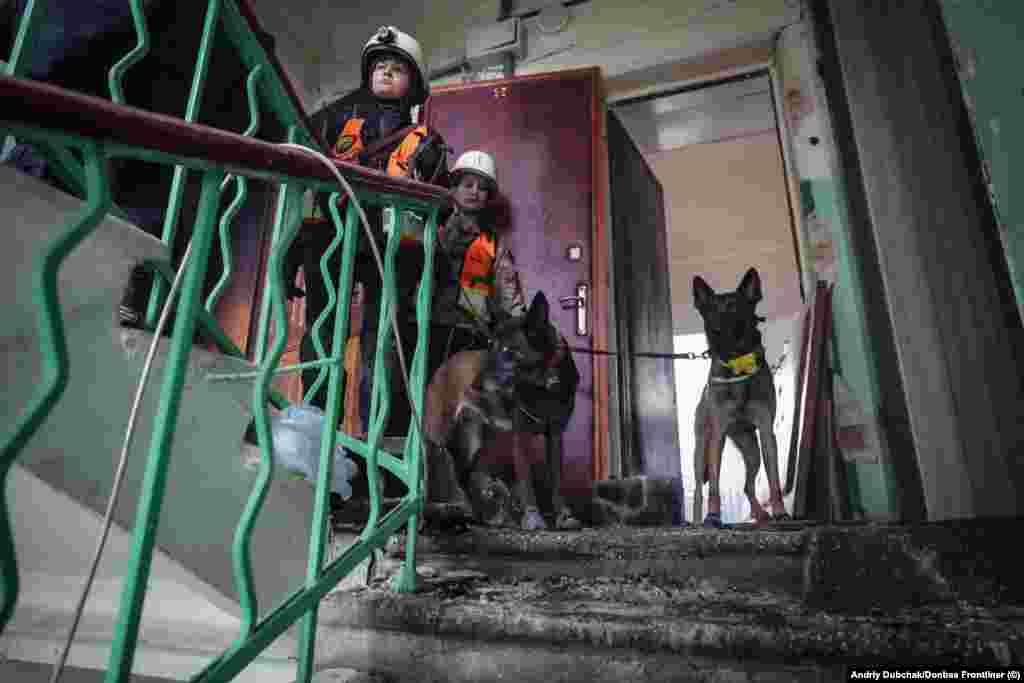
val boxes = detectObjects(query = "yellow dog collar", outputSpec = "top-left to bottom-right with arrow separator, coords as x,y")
723,352 -> 760,376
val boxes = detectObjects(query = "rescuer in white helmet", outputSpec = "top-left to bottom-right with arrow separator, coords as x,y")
430,149 -> 525,372
428,150 -> 582,531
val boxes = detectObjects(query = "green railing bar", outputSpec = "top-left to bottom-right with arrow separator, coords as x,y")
362,214 -> 405,539
297,193 -> 361,683
219,0 -> 318,149
145,0 -> 223,328
34,140 -> 89,199
233,182 -> 304,636
103,168 -> 225,682
108,0 -> 151,105
100,145 -> 442,212
0,2 -> 447,675
406,207 -> 439,468
207,64 -> 263,314
3,0 -> 43,78
392,206 -> 439,593
206,173 -> 245,312
191,308 -> 289,411
207,357 -> 339,382
333,433 -> 409,481
145,259 -> 290,411
189,497 -> 420,683
1,124 -> 443,379
253,124 -> 300,363
4,123 -> 448,214
2,2 -> 86,200
303,192 -> 348,404
0,140 -> 111,636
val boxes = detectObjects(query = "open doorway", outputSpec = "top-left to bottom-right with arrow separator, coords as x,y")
612,70 -> 805,524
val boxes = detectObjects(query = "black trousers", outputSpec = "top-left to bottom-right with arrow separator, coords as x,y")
297,219 -> 429,436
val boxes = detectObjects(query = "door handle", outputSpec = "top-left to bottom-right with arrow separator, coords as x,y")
558,283 -> 589,336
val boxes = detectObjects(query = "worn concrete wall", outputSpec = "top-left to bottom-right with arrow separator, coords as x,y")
2,467 -> 297,682
818,0 -> 1024,521
937,0 -> 1024,321
647,132 -> 802,336
512,0 -> 797,79
0,166 -> 313,676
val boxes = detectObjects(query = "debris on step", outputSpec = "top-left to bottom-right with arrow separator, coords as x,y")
317,571 -> 1024,670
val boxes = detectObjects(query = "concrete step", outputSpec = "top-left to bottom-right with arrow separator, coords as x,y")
803,517 -> 1024,611
312,559 -> 1023,682
347,510 -> 1024,614
381,524 -> 808,597
313,518 -> 1024,680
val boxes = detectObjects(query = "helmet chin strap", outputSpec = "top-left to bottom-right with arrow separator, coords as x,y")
457,205 -> 484,218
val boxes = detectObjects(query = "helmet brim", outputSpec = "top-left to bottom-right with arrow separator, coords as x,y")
451,168 -> 497,193
362,47 -> 429,106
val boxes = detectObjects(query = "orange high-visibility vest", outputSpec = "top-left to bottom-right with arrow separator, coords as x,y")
459,232 -> 497,295
331,118 -> 429,179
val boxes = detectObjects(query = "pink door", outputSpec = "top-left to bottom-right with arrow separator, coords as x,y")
425,69 -> 606,495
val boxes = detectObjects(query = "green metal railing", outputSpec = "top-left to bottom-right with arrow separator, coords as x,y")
0,2 -> 447,682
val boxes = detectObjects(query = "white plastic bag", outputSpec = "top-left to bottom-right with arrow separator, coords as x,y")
269,404 -> 359,500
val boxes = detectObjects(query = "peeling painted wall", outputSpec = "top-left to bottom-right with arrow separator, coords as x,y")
774,21 -> 897,521
937,0 -> 1024,321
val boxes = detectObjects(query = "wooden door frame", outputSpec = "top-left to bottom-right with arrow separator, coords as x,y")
431,67 -> 611,483
607,57 -> 809,304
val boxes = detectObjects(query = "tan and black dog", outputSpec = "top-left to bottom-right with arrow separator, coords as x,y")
423,291 -> 582,531
692,268 -> 789,527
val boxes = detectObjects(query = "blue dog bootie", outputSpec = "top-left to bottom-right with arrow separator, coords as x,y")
703,512 -> 724,529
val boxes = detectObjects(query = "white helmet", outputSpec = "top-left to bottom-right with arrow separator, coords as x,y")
451,150 -> 498,190
362,26 -> 429,106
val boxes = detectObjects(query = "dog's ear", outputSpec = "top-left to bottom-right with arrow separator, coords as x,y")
738,268 -> 762,304
693,276 -> 714,311
526,291 -> 550,329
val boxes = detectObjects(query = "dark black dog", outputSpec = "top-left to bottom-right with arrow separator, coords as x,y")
424,292 -> 582,530
692,268 -> 789,527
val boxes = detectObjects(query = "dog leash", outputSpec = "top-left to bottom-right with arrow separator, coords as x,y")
567,346 -> 787,374
567,347 -> 713,360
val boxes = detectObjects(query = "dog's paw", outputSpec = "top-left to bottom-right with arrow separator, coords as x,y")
702,512 -> 724,529
522,507 -> 548,531
771,512 -> 792,522
554,508 -> 582,530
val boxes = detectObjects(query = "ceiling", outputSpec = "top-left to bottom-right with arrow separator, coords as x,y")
613,73 -> 776,152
